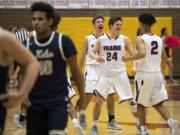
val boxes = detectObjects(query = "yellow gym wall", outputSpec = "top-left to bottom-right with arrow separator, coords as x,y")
57,17 -> 172,76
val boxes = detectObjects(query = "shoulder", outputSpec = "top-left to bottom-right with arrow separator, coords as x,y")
121,34 -> 129,40
121,34 -> 130,44
99,34 -> 107,40
61,34 -> 73,43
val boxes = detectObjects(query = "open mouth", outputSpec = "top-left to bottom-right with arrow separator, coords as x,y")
99,26 -> 103,29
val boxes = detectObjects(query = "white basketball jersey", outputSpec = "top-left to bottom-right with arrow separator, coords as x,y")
86,34 -> 100,65
98,34 -> 126,76
136,34 -> 163,72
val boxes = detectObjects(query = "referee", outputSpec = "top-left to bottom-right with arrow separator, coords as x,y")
14,26 -> 30,43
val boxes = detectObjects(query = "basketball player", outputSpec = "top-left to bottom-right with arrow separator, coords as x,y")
53,13 -> 85,135
0,27 -> 39,135
79,16 -> 121,130
25,2 -> 85,135
122,13 -> 179,135
89,16 -> 136,134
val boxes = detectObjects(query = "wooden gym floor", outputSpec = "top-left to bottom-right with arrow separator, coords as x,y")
4,81 -> 180,135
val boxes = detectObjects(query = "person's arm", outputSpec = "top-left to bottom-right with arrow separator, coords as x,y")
90,39 -> 105,63
124,36 -> 134,56
122,36 -> 146,61
62,35 -> 85,110
67,56 -> 85,110
79,38 -> 88,70
0,30 -> 40,108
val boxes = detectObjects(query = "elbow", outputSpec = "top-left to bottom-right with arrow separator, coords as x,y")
32,60 -> 40,72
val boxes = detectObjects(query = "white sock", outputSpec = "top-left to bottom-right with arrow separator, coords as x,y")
72,118 -> 78,123
79,110 -> 85,115
72,118 -> 79,128
93,121 -> 98,126
140,125 -> 147,133
167,118 -> 173,127
137,118 -> 140,125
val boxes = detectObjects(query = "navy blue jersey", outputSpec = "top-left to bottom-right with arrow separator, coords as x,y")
25,31 -> 77,105
0,66 -> 8,95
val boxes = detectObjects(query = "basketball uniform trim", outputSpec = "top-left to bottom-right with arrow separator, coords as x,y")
34,31 -> 55,47
58,33 -> 66,61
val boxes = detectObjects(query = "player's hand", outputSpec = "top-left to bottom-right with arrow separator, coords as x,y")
8,66 -> 20,89
10,66 -> 20,81
8,79 -> 19,89
0,90 -> 26,109
95,55 -> 105,63
122,55 -> 131,62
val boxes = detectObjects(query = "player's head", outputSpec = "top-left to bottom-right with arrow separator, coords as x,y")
161,27 -> 168,37
92,16 -> 104,31
52,13 -> 61,30
138,13 -> 156,31
108,16 -> 122,32
30,2 -> 55,34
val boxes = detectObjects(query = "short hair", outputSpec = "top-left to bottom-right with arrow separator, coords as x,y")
161,27 -> 167,36
138,13 -> 156,26
108,16 -> 122,27
30,2 -> 54,20
92,16 -> 104,24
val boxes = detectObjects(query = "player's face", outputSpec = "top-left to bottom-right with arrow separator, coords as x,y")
94,18 -> 104,31
32,11 -> 53,35
110,20 -> 122,33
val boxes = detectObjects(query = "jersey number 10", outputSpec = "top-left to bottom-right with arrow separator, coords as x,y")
39,60 -> 53,76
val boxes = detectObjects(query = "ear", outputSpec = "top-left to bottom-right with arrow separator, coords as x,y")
48,18 -> 53,27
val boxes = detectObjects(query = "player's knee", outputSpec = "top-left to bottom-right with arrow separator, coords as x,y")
153,102 -> 163,108
49,130 -> 66,135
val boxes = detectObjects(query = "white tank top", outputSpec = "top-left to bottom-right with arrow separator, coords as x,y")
136,34 -> 163,72
86,34 -> 101,65
98,34 -> 126,76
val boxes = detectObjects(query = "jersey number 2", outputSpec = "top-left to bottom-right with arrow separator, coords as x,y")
151,41 -> 158,55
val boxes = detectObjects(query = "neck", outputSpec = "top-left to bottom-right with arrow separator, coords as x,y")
37,29 -> 52,39
142,26 -> 152,34
109,31 -> 119,38
93,30 -> 103,38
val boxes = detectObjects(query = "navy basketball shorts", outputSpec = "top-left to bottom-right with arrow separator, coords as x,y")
0,104 -> 6,135
26,100 -> 69,135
